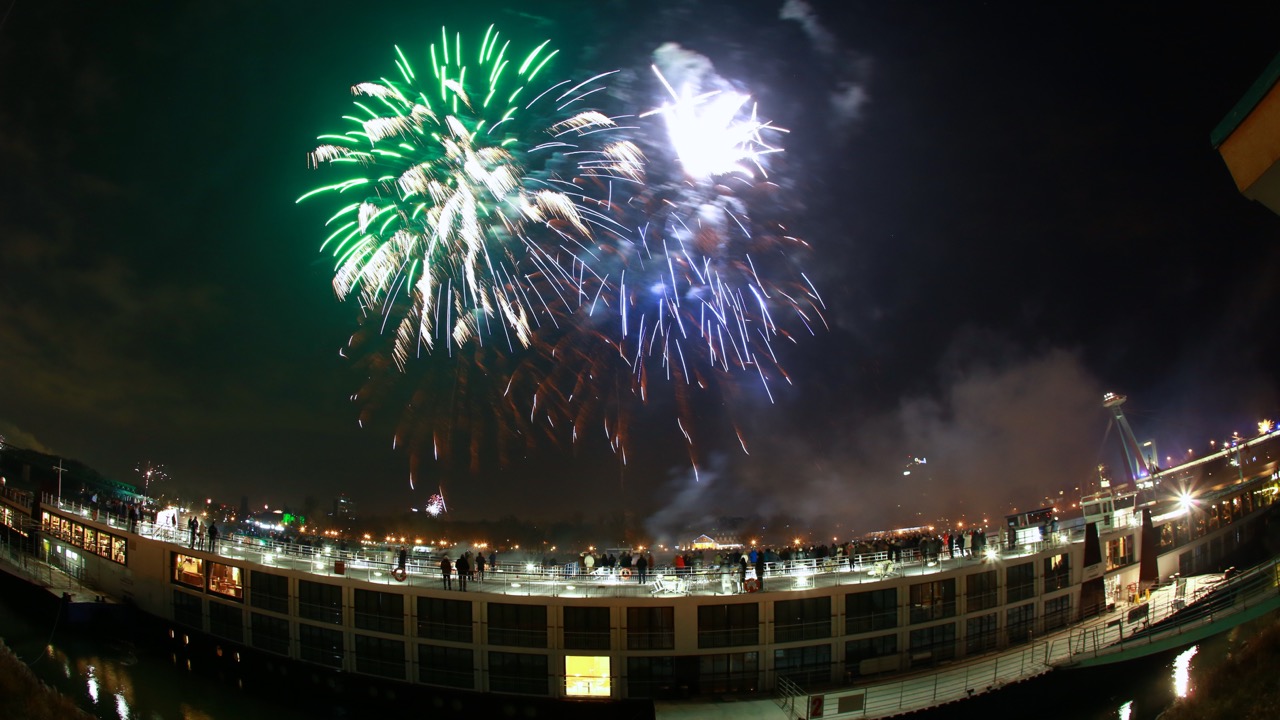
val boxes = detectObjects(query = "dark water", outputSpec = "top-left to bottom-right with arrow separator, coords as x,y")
908,611 -> 1278,720
0,596 -> 321,720
1,591 -> 1271,720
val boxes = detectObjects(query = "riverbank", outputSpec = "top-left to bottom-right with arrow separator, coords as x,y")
1159,616 -> 1280,719
0,638 -> 93,720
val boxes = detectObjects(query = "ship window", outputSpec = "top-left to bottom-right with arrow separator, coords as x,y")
172,590 -> 202,628
299,623 -> 344,668
249,571 -> 289,613
775,597 -> 831,643
1007,603 -> 1035,645
698,652 -> 758,693
564,606 -> 612,650
250,612 -> 290,655
966,570 -> 998,612
353,588 -> 404,634
774,643 -> 831,685
845,634 -> 897,675
908,622 -> 956,664
418,597 -> 472,642
209,600 -> 244,642
846,588 -> 897,633
698,603 -> 759,648
1106,535 -> 1135,570
627,606 -> 675,650
966,613 -> 998,655
1043,554 -> 1070,592
625,656 -> 673,698
565,655 -> 611,697
208,562 -> 243,601
297,580 -> 343,625
488,651 -> 548,695
909,579 -> 956,623
1006,562 -> 1035,602
173,553 -> 205,590
418,644 -> 473,689
1044,595 -> 1071,631
488,603 -> 547,648
353,634 -> 404,679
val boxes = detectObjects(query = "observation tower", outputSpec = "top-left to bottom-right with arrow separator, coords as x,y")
1103,392 -> 1153,485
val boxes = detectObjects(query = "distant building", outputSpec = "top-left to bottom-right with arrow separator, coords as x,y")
332,493 -> 356,522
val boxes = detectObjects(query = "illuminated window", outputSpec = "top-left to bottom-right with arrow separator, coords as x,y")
1043,554 -> 1070,592
208,562 -> 244,600
173,553 -> 205,590
909,580 -> 956,624
565,655 -> 611,697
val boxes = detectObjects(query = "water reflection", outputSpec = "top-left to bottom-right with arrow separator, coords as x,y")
1,593 -> 319,720
86,666 -> 99,704
1172,645 -> 1198,698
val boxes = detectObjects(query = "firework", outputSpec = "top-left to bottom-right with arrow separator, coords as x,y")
134,460 -> 170,498
640,64 -> 783,180
301,26 -> 643,474
426,488 -> 448,516
301,25 -> 642,361
549,44 -> 826,471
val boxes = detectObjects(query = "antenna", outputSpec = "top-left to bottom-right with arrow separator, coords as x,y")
54,458 -> 65,504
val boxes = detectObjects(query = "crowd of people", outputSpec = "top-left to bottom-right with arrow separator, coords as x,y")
437,549 -> 498,591
560,527 -> 996,593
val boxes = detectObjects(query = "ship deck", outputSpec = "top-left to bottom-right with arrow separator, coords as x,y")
50,497 -> 1091,599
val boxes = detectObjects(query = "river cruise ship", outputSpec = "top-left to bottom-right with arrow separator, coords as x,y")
2,430 -> 1278,718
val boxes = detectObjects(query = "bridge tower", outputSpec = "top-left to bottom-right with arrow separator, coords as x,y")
1103,392 -> 1152,484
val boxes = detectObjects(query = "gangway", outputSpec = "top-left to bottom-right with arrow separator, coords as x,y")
1054,557 -> 1280,669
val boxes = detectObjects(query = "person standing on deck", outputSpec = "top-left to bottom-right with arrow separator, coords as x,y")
440,556 -> 453,590
455,553 -> 470,591
476,552 -> 486,581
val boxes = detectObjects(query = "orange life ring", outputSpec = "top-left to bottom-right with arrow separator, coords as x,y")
619,567 -> 633,579
744,578 -> 761,593
392,567 -> 407,582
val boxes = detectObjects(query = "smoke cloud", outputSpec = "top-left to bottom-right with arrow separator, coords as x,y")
780,0 -> 872,139
643,342 -> 1107,543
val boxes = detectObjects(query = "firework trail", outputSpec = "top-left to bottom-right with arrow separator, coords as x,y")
301,26 -> 642,476
537,44 -> 827,475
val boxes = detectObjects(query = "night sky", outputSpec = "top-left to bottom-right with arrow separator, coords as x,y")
2,1 -> 1278,540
